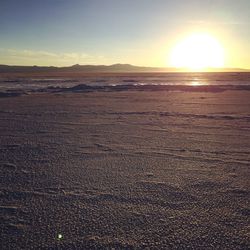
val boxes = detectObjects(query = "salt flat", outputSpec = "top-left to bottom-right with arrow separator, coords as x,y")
0,89 -> 250,249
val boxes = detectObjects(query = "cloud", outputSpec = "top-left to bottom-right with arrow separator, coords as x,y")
186,20 -> 246,26
0,48 -> 103,66
2,49 -> 58,58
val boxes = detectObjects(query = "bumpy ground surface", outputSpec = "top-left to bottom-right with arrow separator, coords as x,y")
0,90 -> 250,249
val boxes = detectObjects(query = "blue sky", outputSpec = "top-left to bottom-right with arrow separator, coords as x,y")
0,0 -> 249,67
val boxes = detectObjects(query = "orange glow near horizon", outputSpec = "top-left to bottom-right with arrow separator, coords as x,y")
169,33 -> 225,71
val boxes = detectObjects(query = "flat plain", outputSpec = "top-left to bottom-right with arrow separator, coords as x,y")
0,88 -> 250,249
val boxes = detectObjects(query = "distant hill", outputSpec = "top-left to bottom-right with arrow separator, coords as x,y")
0,64 -> 173,73
0,64 -> 249,73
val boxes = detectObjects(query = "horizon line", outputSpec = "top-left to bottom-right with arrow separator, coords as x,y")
0,63 -> 249,73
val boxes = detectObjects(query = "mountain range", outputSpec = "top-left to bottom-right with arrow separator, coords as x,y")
0,64 -> 249,73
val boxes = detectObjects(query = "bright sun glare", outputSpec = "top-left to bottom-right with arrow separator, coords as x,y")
170,33 -> 225,71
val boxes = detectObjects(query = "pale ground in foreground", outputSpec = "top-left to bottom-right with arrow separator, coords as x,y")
0,90 -> 249,249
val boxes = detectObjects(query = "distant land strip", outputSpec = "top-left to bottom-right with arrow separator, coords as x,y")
0,63 -> 249,74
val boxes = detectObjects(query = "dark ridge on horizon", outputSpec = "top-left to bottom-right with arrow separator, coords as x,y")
0,63 -> 249,73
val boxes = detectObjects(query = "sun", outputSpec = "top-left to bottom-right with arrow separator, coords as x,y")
170,33 -> 225,71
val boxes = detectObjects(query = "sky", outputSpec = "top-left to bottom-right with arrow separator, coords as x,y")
0,0 -> 249,68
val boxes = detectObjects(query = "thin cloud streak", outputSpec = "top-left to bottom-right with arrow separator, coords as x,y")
0,48 -> 104,66
186,20 -> 247,26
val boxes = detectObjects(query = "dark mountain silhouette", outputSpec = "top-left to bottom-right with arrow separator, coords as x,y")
0,64 -> 249,73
